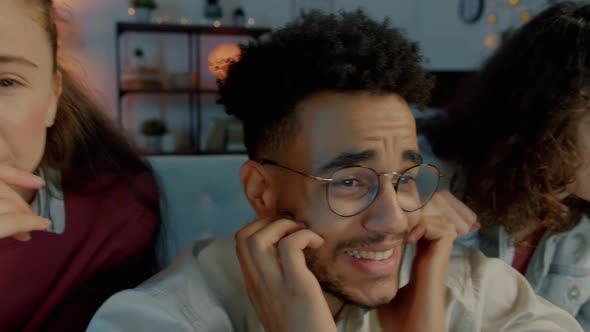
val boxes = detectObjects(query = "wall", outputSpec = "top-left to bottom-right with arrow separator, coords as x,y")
56,0 -> 563,150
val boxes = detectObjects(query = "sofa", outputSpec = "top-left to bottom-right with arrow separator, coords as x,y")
147,155 -> 253,267
146,132 -> 445,267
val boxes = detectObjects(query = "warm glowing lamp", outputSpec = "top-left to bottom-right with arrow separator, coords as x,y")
208,43 -> 241,80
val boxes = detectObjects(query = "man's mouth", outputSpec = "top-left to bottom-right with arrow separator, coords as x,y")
345,248 -> 394,261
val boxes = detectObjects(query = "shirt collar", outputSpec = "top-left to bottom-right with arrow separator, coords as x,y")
32,168 -> 66,234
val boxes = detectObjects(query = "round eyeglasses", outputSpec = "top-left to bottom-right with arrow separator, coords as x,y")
259,160 -> 442,217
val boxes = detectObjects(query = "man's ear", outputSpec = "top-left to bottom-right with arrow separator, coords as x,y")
240,160 -> 277,218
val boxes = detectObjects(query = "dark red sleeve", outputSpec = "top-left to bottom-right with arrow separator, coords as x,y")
0,172 -> 160,332
39,207 -> 159,332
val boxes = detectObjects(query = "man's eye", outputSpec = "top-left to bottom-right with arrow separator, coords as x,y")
339,178 -> 359,187
397,175 -> 415,185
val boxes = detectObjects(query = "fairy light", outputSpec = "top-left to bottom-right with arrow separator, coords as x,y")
484,35 -> 499,49
521,11 -> 532,22
487,13 -> 498,24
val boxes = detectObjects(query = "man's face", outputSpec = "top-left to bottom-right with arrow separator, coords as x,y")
271,92 -> 421,308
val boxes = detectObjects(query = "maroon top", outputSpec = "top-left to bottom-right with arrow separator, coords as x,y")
512,227 -> 546,274
0,172 -> 160,331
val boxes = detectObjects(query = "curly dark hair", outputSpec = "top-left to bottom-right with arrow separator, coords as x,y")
422,2 -> 590,236
219,10 -> 433,159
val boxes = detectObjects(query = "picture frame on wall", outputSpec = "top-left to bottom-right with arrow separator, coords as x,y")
292,0 -> 335,18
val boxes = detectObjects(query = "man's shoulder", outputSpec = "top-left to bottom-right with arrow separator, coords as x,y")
139,237 -> 245,307
88,237 -> 254,332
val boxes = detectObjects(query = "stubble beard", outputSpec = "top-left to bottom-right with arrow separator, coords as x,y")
303,233 -> 407,310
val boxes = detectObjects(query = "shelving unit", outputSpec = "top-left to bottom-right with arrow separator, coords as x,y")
115,22 -> 271,154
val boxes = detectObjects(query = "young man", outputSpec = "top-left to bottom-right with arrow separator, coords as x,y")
88,11 -> 582,332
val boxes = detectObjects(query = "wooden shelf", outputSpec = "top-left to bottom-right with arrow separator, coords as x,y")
141,150 -> 246,156
116,21 -> 270,155
119,88 -> 218,97
117,22 -> 271,37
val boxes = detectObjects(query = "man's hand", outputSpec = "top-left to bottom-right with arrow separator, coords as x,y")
0,165 -> 51,241
378,215 -> 458,332
422,190 -> 479,236
235,217 -> 337,332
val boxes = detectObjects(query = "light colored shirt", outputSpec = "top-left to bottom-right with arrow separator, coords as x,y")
88,237 -> 582,332
459,219 -> 590,330
418,135 -> 590,329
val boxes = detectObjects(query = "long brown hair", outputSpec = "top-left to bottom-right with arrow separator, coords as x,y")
422,2 -> 590,237
28,0 -> 163,268
30,0 -> 154,191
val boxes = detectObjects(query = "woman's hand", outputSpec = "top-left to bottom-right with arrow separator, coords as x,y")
0,164 -> 50,241
422,190 -> 479,236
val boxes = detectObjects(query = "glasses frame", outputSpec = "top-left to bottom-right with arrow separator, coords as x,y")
258,159 -> 442,217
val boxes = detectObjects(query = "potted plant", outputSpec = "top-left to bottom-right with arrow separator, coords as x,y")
130,0 -> 158,22
132,47 -> 145,68
140,118 -> 168,152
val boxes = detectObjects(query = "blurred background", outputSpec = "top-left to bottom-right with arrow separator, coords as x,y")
53,0 -> 581,155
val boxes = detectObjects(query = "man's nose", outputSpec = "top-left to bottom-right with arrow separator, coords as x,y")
361,179 -> 409,234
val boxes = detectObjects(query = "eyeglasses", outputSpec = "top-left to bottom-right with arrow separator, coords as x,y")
259,159 -> 442,217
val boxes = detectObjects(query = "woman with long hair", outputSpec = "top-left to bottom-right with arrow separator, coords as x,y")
423,2 -> 590,327
0,0 -> 161,330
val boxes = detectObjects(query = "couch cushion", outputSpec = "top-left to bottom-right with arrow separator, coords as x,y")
148,155 -> 253,266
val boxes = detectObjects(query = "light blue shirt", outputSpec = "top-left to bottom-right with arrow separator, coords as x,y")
459,219 -> 590,330
31,168 -> 65,234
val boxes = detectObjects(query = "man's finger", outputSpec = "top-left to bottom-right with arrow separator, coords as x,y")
235,218 -> 275,294
246,219 -> 307,286
278,229 -> 324,286
249,218 -> 305,252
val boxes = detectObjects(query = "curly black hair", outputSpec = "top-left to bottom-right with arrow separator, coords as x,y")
219,10 -> 433,159
422,2 -> 590,236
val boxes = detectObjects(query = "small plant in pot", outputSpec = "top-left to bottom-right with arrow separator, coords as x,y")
132,47 -> 145,68
140,118 -> 168,153
130,0 -> 158,22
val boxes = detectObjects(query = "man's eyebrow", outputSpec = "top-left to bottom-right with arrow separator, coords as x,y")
317,150 -> 376,173
403,150 -> 423,164
0,55 -> 38,68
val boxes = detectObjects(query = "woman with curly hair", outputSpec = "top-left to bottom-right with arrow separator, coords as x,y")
422,1 -> 590,328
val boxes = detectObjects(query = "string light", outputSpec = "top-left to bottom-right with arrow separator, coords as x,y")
485,35 -> 499,49
487,13 -> 498,24
521,11 -> 532,22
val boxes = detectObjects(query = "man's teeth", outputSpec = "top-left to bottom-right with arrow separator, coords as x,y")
345,249 -> 394,260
